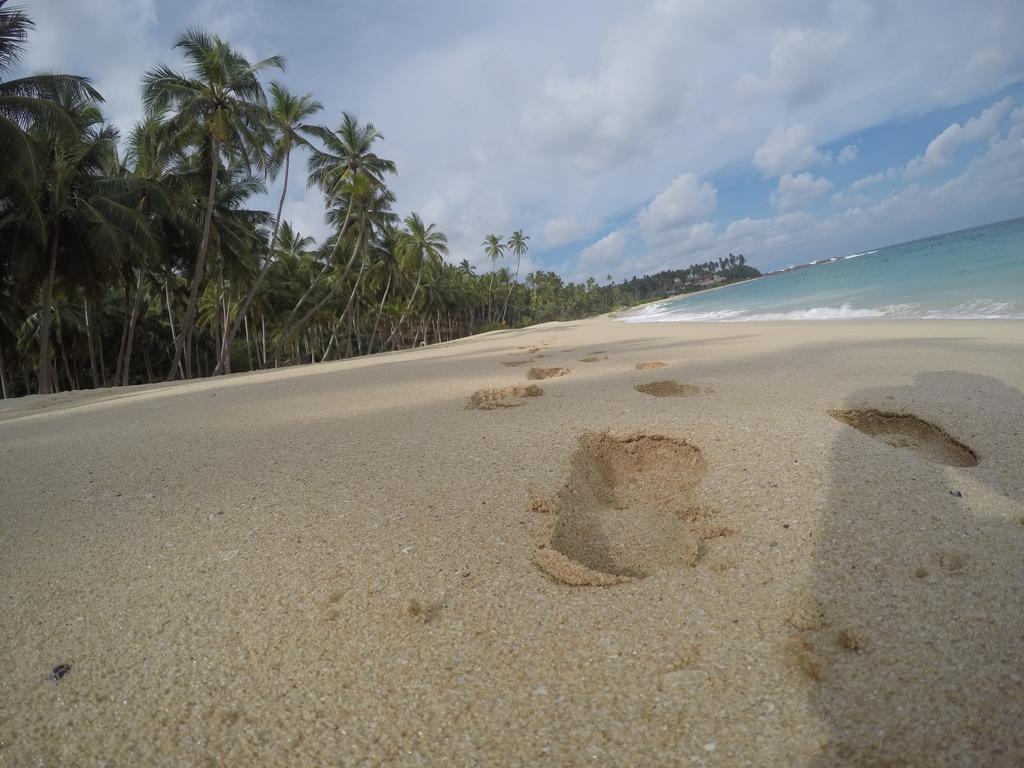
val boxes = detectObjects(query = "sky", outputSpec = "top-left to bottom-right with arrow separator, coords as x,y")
22,0 -> 1024,280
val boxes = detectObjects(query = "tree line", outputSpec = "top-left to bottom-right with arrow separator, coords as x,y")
0,4 -> 758,399
619,253 -> 759,298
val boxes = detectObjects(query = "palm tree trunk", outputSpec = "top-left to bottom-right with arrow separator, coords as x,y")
354,301 -> 364,356
273,204 -> 353,363
167,138 -> 219,381
83,295 -> 100,389
122,268 -> 144,386
342,241 -> 369,337
279,224 -> 365,360
97,328 -> 108,387
366,271 -> 392,355
37,230 -> 59,395
0,345 -> 8,399
319,330 -> 334,362
260,314 -> 267,367
501,253 -> 522,323
220,274 -> 231,374
243,312 -> 253,371
216,148 -> 292,374
60,330 -> 76,390
214,261 -> 224,373
164,276 -> 177,343
343,313 -> 354,358
57,324 -> 73,391
163,276 -> 184,380
487,267 -> 495,322
386,263 -> 422,349
114,276 -> 131,385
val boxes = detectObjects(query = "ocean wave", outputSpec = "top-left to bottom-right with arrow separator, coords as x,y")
623,303 -> 888,322
845,249 -> 879,259
920,300 -> 1024,320
620,300 -> 1024,323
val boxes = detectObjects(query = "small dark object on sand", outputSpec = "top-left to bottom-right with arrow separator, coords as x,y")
949,490 -> 962,497
50,664 -> 71,681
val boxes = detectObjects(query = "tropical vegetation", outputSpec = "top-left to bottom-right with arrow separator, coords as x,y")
0,4 -> 759,398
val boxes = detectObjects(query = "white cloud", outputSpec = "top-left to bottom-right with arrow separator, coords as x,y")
849,168 -> 898,192
936,48 -> 1015,104
577,231 -> 628,274
362,1 -> 1022,267
598,112 -> 1024,279
754,124 -> 826,176
736,22 -> 853,106
21,1 -> 1024,283
771,173 -> 833,211
637,173 -> 717,241
837,144 -> 858,163
904,97 -> 1014,179
24,0 -> 160,131
281,186 -> 330,244
540,216 -> 600,249
831,190 -> 870,208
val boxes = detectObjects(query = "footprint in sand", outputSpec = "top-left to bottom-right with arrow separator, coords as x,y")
530,431 -> 735,586
527,367 -> 569,380
635,381 -> 705,397
502,359 -> 534,367
467,385 -> 544,410
636,361 -> 667,370
579,356 -> 608,363
828,409 -> 978,467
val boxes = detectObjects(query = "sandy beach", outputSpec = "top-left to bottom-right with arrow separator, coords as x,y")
1,316 -> 1022,766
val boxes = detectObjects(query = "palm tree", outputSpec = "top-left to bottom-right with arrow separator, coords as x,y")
386,212 -> 448,348
1,1 -> 101,192
272,114 -> 396,357
481,233 -> 504,322
500,229 -> 529,323
2,91 -> 154,393
330,174 -> 397,338
142,27 -> 283,380
364,225 -> 401,355
275,172 -> 396,362
213,83 -> 321,374
307,113 -> 396,193
0,0 -> 29,73
305,112 -> 395,275
122,114 -> 198,378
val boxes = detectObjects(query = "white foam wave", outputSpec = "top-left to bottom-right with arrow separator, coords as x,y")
620,300 -> 1024,323
623,303 -> 888,322
845,249 -> 879,260
920,299 -> 1024,320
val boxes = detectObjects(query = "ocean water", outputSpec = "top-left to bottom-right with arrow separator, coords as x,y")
622,217 -> 1024,322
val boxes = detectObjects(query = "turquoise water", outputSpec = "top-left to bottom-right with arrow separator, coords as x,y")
623,217 -> 1024,322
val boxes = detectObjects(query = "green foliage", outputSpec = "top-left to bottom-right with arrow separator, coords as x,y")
0,9 -> 762,399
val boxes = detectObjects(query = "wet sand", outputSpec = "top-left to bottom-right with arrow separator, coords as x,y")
1,317 -> 1022,765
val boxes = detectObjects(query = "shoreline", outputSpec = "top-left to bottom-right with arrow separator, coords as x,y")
616,274 -> 767,315
2,315 -> 1022,765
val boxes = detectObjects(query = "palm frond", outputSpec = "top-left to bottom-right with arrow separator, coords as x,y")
0,0 -> 32,74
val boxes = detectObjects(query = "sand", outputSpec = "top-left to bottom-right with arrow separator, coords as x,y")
1,317 -> 1022,766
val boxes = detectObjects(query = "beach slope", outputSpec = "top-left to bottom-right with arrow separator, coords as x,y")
1,317 -> 1022,766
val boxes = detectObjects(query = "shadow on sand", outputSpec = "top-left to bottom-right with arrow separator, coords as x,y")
808,371 -> 1024,765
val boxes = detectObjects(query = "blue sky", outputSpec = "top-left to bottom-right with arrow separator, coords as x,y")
25,0 -> 1024,279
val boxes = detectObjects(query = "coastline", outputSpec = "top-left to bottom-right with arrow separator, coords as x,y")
616,274 -> 767,316
2,315 -> 1022,765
